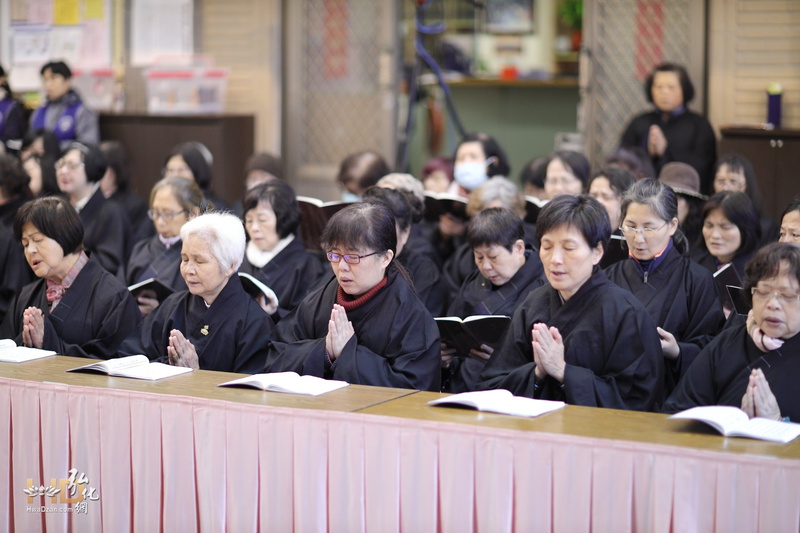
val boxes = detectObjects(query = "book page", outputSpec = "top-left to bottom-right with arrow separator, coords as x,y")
0,345 -> 56,363
428,390 -> 566,418
108,362 -> 193,381
669,405 -> 750,435
733,418 -> 800,444
218,372 -> 348,396
68,354 -> 149,373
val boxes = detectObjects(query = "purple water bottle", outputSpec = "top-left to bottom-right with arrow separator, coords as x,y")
767,83 -> 782,128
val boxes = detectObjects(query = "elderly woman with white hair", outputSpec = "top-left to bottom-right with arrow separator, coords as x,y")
120,212 -> 274,372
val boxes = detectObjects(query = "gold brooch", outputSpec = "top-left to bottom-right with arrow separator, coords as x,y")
200,325 -> 209,336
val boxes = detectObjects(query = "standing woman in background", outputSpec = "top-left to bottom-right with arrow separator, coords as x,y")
605,179 -> 725,393
127,177 -> 205,317
0,64 -> 26,156
621,63 -> 717,194
30,61 -> 99,149
57,142 -> 131,278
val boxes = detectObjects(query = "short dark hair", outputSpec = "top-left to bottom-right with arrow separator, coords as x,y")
100,141 -> 131,191
536,194 -> 611,254
519,156 -> 551,189
456,132 -> 511,178
245,152 -> 283,179
336,151 -> 391,194
167,142 -> 213,190
550,150 -> 591,190
620,178 -> 689,255
14,196 -> 84,255
714,153 -> 763,214
362,186 -> 414,233
0,153 -> 32,199
590,167 -> 636,198
321,203 -> 397,264
701,191 -> 761,258
242,180 -> 302,239
65,142 -> 108,183
468,207 -> 525,251
604,146 -> 656,180
645,62 -> 695,105
743,242 -> 800,306
781,196 -> 800,222
40,61 -> 72,79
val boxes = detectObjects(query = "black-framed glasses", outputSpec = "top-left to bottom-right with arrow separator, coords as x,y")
148,209 -> 187,222
751,287 -> 800,304
326,251 -> 380,264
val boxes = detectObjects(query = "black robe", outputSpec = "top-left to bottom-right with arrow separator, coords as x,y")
621,108 -> 717,194
0,259 -> 141,359
126,235 -> 187,291
109,188 -> 154,249
663,326 -> 800,421
0,224 -> 35,324
398,247 -> 447,317
238,237 -> 327,315
477,269 -> 664,411
605,245 -> 726,393
264,267 -> 441,391
443,250 -> 546,393
79,187 -> 131,279
119,275 -> 273,373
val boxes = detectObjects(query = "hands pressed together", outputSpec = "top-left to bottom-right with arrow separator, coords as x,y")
531,322 -> 566,382
325,304 -> 354,362
167,329 -> 200,369
22,307 -> 45,349
741,368 -> 781,421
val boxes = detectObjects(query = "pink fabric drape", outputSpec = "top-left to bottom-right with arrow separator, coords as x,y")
2,376 -> 800,533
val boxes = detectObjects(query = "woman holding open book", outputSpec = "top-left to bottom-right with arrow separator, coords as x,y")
264,203 -> 441,391
0,196 -> 140,358
441,207 -> 545,393
120,212 -> 273,373
605,179 -> 725,394
478,195 -> 664,411
664,243 -> 800,421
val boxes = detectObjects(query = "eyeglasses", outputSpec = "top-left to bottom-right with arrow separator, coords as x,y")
751,287 -> 800,304
619,222 -> 669,237
148,209 -> 187,222
55,160 -> 85,172
326,251 -> 380,264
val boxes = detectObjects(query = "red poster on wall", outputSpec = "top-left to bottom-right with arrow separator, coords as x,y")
324,0 -> 348,79
635,0 -> 664,80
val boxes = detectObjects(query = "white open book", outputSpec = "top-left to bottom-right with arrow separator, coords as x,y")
218,372 -> 349,396
66,354 -> 194,381
0,339 -> 56,363
670,405 -> 800,444
427,389 -> 566,418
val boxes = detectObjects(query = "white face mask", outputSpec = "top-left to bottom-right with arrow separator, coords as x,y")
341,191 -> 361,203
454,160 -> 490,191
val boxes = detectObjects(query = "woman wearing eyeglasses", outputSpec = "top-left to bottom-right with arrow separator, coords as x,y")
664,243 -> 800,421
56,142 -> 130,278
126,177 -> 206,317
264,203 -> 441,391
605,179 -> 725,393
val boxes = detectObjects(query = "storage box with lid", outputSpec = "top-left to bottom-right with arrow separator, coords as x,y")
144,67 -> 229,115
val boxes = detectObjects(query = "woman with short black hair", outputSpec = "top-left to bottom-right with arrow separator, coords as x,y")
265,203 -> 441,390
478,195 -> 664,411
779,196 -> 800,245
1,196 -> 140,358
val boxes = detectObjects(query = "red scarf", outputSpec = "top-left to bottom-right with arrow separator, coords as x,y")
336,276 -> 388,311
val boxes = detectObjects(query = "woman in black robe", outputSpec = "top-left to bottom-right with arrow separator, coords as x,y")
478,195 -> 664,411
665,243 -> 800,421
120,212 -> 273,373
442,207 -> 545,393
100,141 -> 154,246
239,181 -> 326,317
1,197 -> 140,358
606,179 -> 725,394
264,203 -> 441,391
56,142 -> 130,278
779,196 -> 800,246
126,177 -> 205,317
362,185 -> 446,317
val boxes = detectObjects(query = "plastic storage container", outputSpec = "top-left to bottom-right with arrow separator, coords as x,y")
71,69 -> 116,112
144,68 -> 229,115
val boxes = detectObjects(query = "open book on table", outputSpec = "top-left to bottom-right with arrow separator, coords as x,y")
435,315 -> 511,359
669,405 -> 800,443
428,389 -> 566,418
0,339 -> 56,363
218,372 -> 349,396
67,354 -> 193,381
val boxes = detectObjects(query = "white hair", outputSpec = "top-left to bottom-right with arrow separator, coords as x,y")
180,212 -> 245,270
377,173 -> 425,206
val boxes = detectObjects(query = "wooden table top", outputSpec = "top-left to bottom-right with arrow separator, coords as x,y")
357,391 -> 800,460
0,355 -> 416,413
